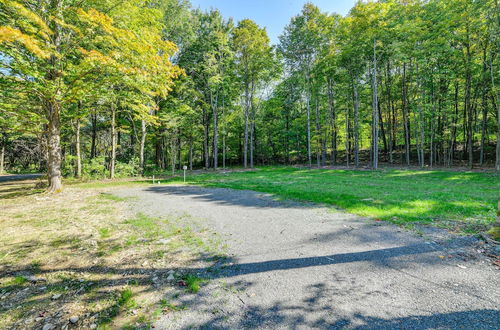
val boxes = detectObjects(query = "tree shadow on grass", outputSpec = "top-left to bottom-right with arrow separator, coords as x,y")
144,185 -> 323,209
2,239 -> 496,328
143,184 -> 494,234
0,175 -> 44,200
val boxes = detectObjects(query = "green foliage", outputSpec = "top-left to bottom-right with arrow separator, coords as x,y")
11,276 -> 27,286
117,288 -> 136,309
114,158 -> 140,178
83,157 -> 108,179
182,274 -> 204,293
1,1 -> 498,237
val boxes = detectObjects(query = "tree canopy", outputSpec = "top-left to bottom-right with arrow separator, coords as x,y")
1,0 -> 499,190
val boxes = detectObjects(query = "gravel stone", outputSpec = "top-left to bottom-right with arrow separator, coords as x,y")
115,185 -> 500,329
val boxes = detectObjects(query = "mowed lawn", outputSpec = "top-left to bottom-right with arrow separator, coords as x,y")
170,167 -> 499,233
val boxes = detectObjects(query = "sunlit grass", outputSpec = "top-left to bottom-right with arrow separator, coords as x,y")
166,167 -> 498,234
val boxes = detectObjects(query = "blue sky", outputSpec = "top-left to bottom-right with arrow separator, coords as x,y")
189,0 -> 357,44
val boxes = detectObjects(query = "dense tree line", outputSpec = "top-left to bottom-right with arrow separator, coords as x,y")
1,0 -> 499,191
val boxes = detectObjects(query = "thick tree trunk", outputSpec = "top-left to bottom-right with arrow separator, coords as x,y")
110,103 -> 117,179
46,101 -> 62,192
45,0 -> 63,192
75,118 -> 82,178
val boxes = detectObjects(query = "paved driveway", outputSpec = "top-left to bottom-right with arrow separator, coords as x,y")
116,185 -> 499,329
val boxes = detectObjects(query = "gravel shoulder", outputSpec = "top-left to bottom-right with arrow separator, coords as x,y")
115,184 -> 500,329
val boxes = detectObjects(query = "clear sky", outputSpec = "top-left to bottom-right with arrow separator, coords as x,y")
189,0 -> 357,44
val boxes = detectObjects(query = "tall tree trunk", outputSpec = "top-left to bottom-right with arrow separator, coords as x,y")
372,39 -> 379,170
306,71 -> 312,167
346,106 -> 350,167
352,75 -> 360,167
250,82 -> 255,168
45,0 -> 63,192
222,134 -> 226,169
285,106 -> 290,165
177,132 -> 181,170
110,102 -> 117,179
465,33 -> 474,169
0,138 -> 5,174
75,118 -> 82,178
243,82 -> 250,168
416,64 -> 424,168
449,82 -> 459,166
212,91 -> 218,170
494,70 -> 500,171
46,100 -> 62,192
402,63 -> 410,166
91,111 -> 97,159
417,103 -> 424,168
480,93 -> 488,166
140,119 -> 146,174
171,135 -> 176,176
315,93 -> 322,167
493,1 -> 500,171
189,136 -> 193,171
222,94 -> 226,170
203,107 -> 209,169
327,77 -> 337,165
386,61 -> 395,164
378,103 -> 387,155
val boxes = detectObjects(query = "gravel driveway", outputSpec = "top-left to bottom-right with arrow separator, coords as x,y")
115,184 -> 499,329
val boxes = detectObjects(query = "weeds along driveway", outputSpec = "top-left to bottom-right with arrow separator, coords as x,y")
115,184 -> 500,329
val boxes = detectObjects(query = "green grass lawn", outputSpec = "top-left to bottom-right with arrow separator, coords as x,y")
167,167 -> 499,234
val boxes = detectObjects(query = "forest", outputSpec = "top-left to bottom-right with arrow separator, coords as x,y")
0,0 -> 499,192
